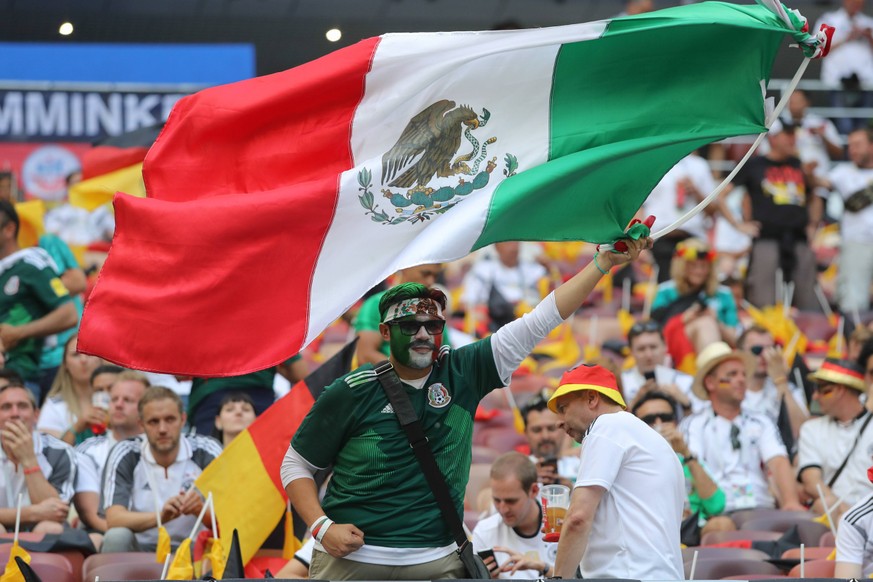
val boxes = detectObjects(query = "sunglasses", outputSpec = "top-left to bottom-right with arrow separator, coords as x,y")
387,320 -> 445,336
629,321 -> 661,336
730,424 -> 741,451
749,345 -> 766,356
813,383 -> 837,396
640,412 -> 675,426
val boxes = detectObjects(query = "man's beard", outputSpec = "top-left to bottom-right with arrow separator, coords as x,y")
533,440 -> 558,458
406,340 -> 436,369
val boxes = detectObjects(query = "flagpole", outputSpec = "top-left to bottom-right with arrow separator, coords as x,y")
14,493 -> 22,544
689,550 -> 698,580
161,554 -> 171,580
814,284 -> 834,320
816,483 -> 838,539
189,494 -> 213,541
210,494 -> 218,541
642,266 -> 658,320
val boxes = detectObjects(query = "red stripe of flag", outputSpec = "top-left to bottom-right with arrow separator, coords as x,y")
820,360 -> 864,381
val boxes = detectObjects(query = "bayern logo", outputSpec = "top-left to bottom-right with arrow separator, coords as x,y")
427,383 -> 451,408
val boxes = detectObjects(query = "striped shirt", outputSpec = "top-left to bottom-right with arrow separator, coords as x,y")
837,493 -> 873,576
74,431 -> 119,494
0,431 -> 76,506
101,434 -> 221,547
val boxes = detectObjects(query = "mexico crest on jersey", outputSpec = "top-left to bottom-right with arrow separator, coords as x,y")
427,383 -> 451,409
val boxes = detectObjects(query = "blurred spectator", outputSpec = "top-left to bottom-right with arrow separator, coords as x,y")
738,326 -> 809,440
0,200 -> 78,397
0,172 -> 15,202
835,474 -> 873,578
0,383 -> 75,534
644,152 -> 717,282
858,337 -> 873,410
632,391 -> 733,536
37,333 -> 104,445
212,391 -> 256,447
472,452 -> 556,579
101,387 -> 222,553
43,171 -> 115,247
817,128 -> 873,313
621,320 -> 700,414
652,239 -> 739,363
74,369 -> 148,549
785,90 -> 844,175
731,121 -> 822,310
681,342 -> 804,512
355,264 -> 443,365
186,353 -> 306,436
520,390 -> 579,487
35,233 -> 86,404
275,538 -> 314,579
798,359 -> 870,521
462,242 -> 547,332
815,0 -> 873,135
616,0 -> 654,17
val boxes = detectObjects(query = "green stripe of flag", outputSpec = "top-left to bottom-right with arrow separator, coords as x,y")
474,2 -> 790,247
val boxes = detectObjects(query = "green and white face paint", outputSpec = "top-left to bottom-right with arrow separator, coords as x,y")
387,316 -> 444,369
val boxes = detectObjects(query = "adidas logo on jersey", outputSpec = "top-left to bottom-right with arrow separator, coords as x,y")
380,403 -> 394,414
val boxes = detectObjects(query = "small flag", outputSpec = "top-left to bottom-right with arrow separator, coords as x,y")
0,542 -> 31,582
156,525 -> 171,564
206,537 -> 226,579
166,538 -> 194,580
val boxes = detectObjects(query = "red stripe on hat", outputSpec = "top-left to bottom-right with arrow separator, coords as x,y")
820,360 -> 864,381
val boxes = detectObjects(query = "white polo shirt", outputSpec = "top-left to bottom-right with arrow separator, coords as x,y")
621,365 -> 705,414
472,503 -> 557,580
574,411 -> 684,581
0,431 -> 76,507
797,411 -> 873,506
743,377 -> 809,424
827,163 -> 873,245
101,434 -> 222,547
837,493 -> 873,577
680,407 -> 788,511
74,431 -> 119,494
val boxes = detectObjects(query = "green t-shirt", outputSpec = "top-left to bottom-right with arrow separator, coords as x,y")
38,234 -> 83,370
355,290 -> 452,357
0,248 -> 73,381
680,454 -> 726,521
187,354 -> 302,415
292,338 -> 502,548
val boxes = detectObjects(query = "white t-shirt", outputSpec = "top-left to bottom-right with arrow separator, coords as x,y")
837,493 -> 873,577
815,8 -> 873,87
621,365 -> 705,414
0,431 -> 76,506
36,397 -> 75,434
827,163 -> 873,244
472,504 -> 557,580
74,431 -> 119,494
742,378 -> 809,424
798,411 -> 873,506
642,155 -> 714,239
461,257 -> 547,308
573,411 -> 684,581
681,407 -> 788,511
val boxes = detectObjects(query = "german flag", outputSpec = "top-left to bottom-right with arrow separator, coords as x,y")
195,339 -> 357,565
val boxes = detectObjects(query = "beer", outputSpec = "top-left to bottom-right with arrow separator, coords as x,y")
544,506 -> 566,534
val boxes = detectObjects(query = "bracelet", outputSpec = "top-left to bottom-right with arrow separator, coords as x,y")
682,455 -> 697,466
313,518 -> 334,544
592,252 -> 610,275
22,465 -> 41,476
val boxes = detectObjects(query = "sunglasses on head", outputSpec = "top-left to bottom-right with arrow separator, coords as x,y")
630,321 -> 660,335
640,412 -> 675,426
387,319 -> 445,336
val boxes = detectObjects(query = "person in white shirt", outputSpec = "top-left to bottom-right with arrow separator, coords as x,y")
462,241 -> 548,332
472,452 -> 557,579
680,342 -> 804,513
0,383 -> 75,534
620,320 -> 700,414
815,0 -> 873,135
101,387 -> 222,553
818,128 -> 873,312
798,359 -> 873,520
835,472 -> 873,579
548,364 -> 684,581
521,390 -> 579,487
74,370 -> 149,549
738,326 -> 809,442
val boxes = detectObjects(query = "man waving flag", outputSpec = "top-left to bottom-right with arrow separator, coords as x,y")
79,1 -> 829,376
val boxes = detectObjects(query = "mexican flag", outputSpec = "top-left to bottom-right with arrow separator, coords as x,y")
79,1 -> 824,376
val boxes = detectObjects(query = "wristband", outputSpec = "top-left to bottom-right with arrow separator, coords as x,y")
592,252 -> 610,275
23,465 -> 41,476
313,518 -> 334,544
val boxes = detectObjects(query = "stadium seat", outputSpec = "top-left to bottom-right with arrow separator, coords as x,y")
741,516 -> 830,546
82,551 -> 158,581
819,531 -> 836,547
684,557 -> 782,579
700,529 -> 783,546
0,549 -> 74,573
781,546 -> 834,560
87,561 -> 165,582
721,574 -> 792,579
681,546 -> 770,562
471,445 -> 500,464
480,427 -> 528,453
788,558 -> 836,578
730,508 -> 812,529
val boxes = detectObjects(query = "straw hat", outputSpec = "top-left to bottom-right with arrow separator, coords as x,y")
691,341 -> 756,400
808,358 -> 867,393
548,364 -> 626,412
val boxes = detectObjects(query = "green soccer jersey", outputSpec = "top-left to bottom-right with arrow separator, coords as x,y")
0,248 -> 72,381
292,338 -> 502,548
